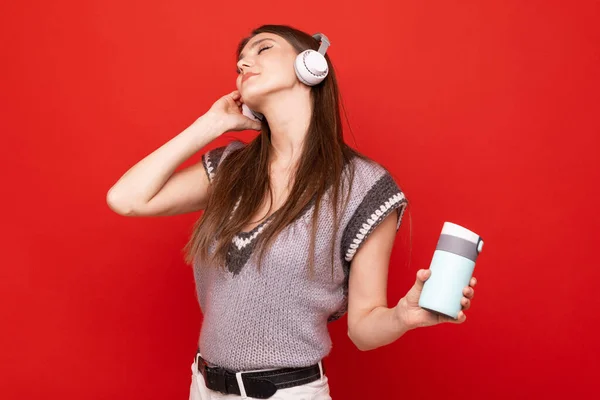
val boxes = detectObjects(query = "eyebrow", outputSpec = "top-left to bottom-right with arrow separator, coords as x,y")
238,38 -> 275,62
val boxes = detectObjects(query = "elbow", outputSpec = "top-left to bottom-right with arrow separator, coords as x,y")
347,329 -> 373,352
106,188 -> 136,216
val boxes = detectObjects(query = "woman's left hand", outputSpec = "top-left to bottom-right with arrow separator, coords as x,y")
395,269 -> 477,330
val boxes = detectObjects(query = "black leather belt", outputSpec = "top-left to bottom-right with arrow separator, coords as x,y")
195,348 -> 325,399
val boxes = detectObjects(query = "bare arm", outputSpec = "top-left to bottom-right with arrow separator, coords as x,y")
106,90 -> 261,217
347,212 -> 408,350
106,114 -> 225,217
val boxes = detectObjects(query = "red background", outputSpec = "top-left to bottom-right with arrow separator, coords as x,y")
1,1 -> 598,399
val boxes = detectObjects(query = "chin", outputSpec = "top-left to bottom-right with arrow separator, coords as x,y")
240,87 -> 268,111
243,81 -> 293,111
240,84 -> 261,102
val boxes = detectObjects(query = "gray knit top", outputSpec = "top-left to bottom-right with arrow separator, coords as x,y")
194,140 -> 408,371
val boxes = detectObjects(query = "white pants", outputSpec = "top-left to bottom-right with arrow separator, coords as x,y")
189,353 -> 332,400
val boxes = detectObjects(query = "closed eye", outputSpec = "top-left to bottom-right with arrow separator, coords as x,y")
236,45 -> 273,73
258,45 -> 272,54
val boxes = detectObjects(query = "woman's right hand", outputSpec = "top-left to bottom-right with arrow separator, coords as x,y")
203,90 -> 262,133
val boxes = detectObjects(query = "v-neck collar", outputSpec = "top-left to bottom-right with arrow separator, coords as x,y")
235,209 -> 280,238
224,159 -> 353,276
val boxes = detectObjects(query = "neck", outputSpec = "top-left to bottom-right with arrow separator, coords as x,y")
261,89 -> 312,169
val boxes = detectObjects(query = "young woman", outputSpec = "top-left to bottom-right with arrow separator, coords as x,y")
107,24 -> 477,400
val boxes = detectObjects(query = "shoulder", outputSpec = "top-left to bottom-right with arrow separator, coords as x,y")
340,155 -> 409,265
345,156 -> 393,188
203,139 -> 246,163
201,139 -> 247,183
343,156 -> 406,205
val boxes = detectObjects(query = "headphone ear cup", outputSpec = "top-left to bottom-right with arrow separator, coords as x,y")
294,49 -> 329,86
241,103 -> 263,121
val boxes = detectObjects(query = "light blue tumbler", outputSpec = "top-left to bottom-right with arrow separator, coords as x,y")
418,222 -> 484,319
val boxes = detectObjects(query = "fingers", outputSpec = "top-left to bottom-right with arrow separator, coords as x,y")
461,280 -> 475,311
232,90 -> 244,107
461,286 -> 474,314
243,118 -> 262,131
437,275 -> 477,325
416,269 -> 431,283
439,310 -> 466,324
463,286 -> 475,299
461,296 -> 471,311
461,277 -> 476,315
411,269 -> 428,293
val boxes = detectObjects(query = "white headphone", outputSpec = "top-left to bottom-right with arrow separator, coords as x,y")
242,33 -> 331,122
295,33 -> 330,86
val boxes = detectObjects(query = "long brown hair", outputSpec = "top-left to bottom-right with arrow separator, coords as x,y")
184,24 -> 374,278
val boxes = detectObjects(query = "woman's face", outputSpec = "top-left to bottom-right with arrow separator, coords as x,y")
236,33 -> 299,109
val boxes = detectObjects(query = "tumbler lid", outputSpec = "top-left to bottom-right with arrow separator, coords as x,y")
438,222 -> 484,259
442,222 -> 480,244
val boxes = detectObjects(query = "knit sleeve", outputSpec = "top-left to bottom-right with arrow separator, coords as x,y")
340,162 -> 408,266
201,140 -> 245,183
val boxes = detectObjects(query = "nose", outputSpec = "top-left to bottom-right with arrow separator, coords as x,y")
237,58 -> 252,74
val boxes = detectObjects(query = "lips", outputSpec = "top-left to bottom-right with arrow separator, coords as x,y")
242,72 -> 259,83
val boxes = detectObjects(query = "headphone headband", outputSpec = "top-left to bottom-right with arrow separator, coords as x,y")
311,33 -> 330,56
